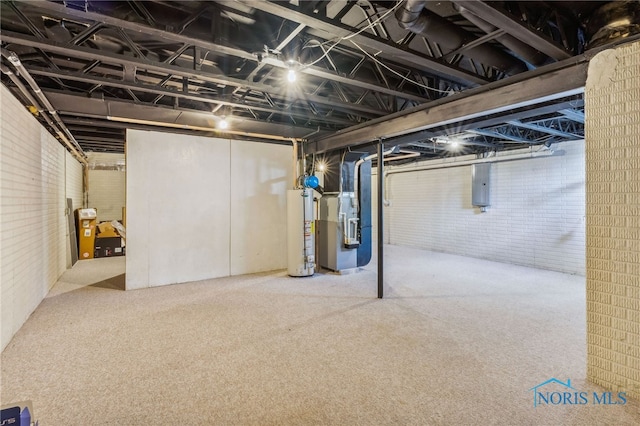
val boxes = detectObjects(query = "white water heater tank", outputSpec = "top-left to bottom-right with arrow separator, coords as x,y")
287,188 -> 315,277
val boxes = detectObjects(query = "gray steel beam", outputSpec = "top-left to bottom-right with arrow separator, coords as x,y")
451,1 -> 572,61
12,0 -> 429,104
457,139 -> 502,149
239,0 -> 491,86
506,120 -> 580,139
323,97 -> 583,153
308,59 -> 588,154
444,98 -> 583,135
377,129 -> 437,148
468,128 -> 531,143
44,90 -> 324,140
559,109 -> 585,124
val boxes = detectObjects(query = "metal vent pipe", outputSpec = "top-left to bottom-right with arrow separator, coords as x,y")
395,0 -> 527,75
586,0 -> 640,49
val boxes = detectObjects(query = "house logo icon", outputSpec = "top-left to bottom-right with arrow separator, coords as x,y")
529,378 -> 576,407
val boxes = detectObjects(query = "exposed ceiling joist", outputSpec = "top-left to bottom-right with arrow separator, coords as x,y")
451,1 -> 573,61
3,0 -> 635,159
12,0 -> 256,61
467,128 -> 532,144
12,0 -> 431,103
1,31 -> 386,119
25,66 -> 358,126
309,59 -> 589,153
237,0 -> 491,86
44,90 -> 314,140
506,119 -> 580,139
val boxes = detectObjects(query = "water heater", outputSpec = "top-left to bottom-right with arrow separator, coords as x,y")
287,188 -> 315,277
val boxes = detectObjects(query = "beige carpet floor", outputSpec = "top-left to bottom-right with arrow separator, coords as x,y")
1,245 -> 639,425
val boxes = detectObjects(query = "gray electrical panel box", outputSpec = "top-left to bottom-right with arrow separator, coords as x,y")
472,163 -> 491,207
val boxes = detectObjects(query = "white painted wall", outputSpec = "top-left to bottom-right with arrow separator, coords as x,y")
65,151 -> 84,267
1,84 -> 84,351
87,152 -> 125,222
377,141 -> 585,274
126,130 -> 291,289
230,141 -> 291,275
66,151 -> 84,211
370,173 -> 390,247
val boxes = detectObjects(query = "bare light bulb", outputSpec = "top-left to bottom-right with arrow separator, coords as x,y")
287,68 -> 297,83
218,118 -> 228,130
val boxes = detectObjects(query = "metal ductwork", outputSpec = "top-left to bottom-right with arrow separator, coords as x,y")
453,4 -> 549,68
586,0 -> 640,49
395,0 -> 527,75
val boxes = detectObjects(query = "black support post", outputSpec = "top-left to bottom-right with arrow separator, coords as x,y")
377,141 -> 384,299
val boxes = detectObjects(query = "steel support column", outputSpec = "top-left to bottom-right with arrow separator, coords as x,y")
377,141 -> 384,299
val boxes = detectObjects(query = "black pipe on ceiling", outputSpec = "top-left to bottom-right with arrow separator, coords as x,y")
395,0 -> 528,75
586,0 -> 640,49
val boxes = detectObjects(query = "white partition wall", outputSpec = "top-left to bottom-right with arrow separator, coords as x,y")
126,131 -> 231,289
230,141 -> 291,275
126,130 -> 292,290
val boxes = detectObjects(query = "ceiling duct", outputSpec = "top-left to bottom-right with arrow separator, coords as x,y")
395,0 -> 527,75
453,4 -> 549,68
586,0 -> 640,49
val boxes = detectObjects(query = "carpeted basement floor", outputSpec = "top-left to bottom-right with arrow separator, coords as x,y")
1,245 -> 639,425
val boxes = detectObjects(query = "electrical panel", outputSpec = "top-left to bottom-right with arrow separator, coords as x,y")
472,163 -> 491,208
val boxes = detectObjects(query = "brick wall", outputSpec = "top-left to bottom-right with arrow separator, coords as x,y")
65,151 -> 84,267
585,41 -> 640,400
86,152 -> 125,222
375,140 -> 585,274
1,84 -> 84,351
66,151 -> 84,212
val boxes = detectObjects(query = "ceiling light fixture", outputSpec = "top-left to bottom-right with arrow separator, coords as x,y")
287,68 -> 297,83
218,117 -> 229,130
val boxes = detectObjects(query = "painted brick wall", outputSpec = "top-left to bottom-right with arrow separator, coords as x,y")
1,84 -> 83,351
378,140 -> 585,274
65,151 -> 84,267
66,151 -> 84,211
585,41 -> 640,400
87,152 -> 125,222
